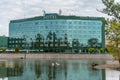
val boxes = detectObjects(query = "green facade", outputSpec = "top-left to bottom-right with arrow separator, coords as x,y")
8,38 -> 25,49
0,36 -> 8,48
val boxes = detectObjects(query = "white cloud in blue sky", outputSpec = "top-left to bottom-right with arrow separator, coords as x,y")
0,0 -> 119,36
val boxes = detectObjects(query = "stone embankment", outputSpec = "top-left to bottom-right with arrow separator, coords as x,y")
0,53 -> 113,60
94,60 -> 120,70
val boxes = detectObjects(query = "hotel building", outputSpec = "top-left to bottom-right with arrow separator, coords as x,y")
9,13 -> 105,52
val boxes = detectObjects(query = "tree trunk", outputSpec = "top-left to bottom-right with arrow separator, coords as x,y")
119,59 -> 120,64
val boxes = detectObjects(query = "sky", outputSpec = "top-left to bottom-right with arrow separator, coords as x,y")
0,0 -> 119,36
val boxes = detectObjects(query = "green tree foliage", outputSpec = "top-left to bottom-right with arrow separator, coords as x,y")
53,32 -> 57,52
46,31 -> 53,51
72,39 -> 80,48
88,48 -> 95,53
57,37 -> 65,52
34,33 -> 43,51
101,0 -> 120,61
14,47 -> 19,53
107,46 -> 120,60
47,31 -> 53,41
72,39 -> 80,53
64,34 -> 69,48
35,62 -> 41,78
1,48 -> 6,53
101,0 -> 120,20
46,31 -> 58,52
100,48 -> 105,53
106,19 -> 120,48
87,38 -> 99,48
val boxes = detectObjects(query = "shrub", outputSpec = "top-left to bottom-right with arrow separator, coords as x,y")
14,47 -> 20,53
100,48 -> 104,53
2,48 -> 6,53
88,48 -> 95,53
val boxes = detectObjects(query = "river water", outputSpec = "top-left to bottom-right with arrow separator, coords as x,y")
0,59 -> 119,80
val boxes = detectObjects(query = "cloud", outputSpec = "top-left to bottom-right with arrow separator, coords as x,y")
0,0 -> 110,36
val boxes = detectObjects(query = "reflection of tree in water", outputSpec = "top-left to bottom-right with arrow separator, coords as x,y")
63,61 -> 67,80
87,62 -> 99,77
7,61 -> 23,77
34,61 -> 41,78
14,62 -> 19,68
0,62 -> 5,67
72,62 -> 79,71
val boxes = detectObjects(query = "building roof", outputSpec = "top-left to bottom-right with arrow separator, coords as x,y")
10,13 -> 105,23
0,36 -> 8,38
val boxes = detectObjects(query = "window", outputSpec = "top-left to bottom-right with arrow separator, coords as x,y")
79,21 -> 81,24
79,26 -> 81,29
83,22 -> 86,24
56,21 -> 57,24
9,45 -> 11,47
69,22 -> 72,24
62,21 -> 65,24
16,41 -> 18,43
46,26 -> 48,29
19,24 -> 22,26
35,22 -> 39,25
69,26 -> 72,29
74,21 -> 77,24
51,22 -> 52,24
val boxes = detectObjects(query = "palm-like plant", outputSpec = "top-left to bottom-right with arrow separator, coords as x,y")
64,33 -> 69,48
53,32 -> 57,52
47,31 -> 53,52
35,33 -> 43,52
72,39 -> 80,53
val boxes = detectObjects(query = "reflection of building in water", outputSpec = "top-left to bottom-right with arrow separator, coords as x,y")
0,66 -> 7,78
66,60 -> 105,80
0,61 -> 8,79
7,61 -> 23,77
0,60 -> 106,80
0,61 -> 23,79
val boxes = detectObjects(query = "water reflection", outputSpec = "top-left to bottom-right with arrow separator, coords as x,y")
0,60 -> 105,80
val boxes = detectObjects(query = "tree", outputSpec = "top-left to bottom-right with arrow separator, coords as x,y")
87,38 -> 99,48
101,0 -> 120,62
88,48 -> 95,54
1,48 -> 6,53
63,33 -> 69,48
101,0 -> 120,20
35,62 -> 41,78
34,33 -> 43,52
46,31 -> 58,52
106,19 -> 120,48
14,47 -> 19,53
101,0 -> 120,48
72,39 -> 80,53
107,45 -> 120,62
31,41 -> 34,49
46,31 -> 53,52
53,32 -> 57,52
